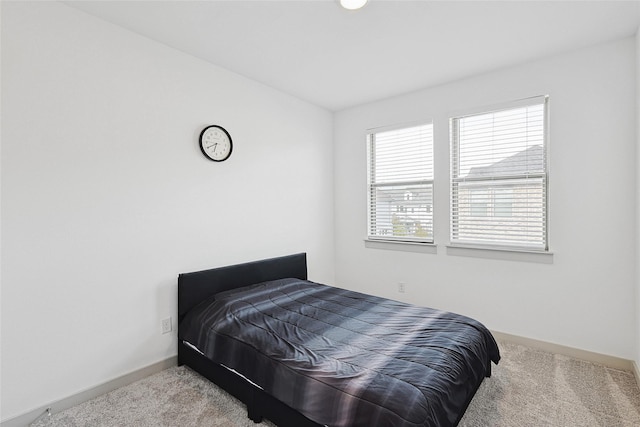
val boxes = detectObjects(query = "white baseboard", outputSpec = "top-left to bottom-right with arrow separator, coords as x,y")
492,330 -> 634,372
633,360 -> 640,390
1,356 -> 177,427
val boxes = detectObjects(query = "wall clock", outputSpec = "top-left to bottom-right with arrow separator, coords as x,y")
199,125 -> 233,162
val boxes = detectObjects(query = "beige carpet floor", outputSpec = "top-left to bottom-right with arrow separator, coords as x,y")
31,341 -> 640,426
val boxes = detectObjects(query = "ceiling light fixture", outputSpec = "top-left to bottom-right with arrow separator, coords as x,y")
340,0 -> 368,11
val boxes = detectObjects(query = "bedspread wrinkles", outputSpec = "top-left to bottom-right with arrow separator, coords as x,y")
179,278 -> 500,427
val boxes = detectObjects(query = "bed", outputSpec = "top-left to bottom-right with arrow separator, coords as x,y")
177,253 -> 500,427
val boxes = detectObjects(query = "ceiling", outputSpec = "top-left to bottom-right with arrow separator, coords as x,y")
64,0 -> 640,112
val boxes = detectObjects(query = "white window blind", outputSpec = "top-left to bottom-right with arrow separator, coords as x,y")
450,97 -> 548,251
367,123 -> 433,243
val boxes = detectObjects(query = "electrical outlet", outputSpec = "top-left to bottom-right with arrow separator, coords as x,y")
161,317 -> 172,334
398,282 -> 406,293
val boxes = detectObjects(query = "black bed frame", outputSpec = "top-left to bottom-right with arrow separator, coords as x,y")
177,252 -> 489,426
177,253 -> 321,426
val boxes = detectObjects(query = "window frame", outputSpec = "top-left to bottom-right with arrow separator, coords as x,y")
449,96 -> 549,252
366,121 -> 435,244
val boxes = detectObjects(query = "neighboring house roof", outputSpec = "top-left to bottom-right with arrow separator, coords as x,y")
466,145 -> 544,178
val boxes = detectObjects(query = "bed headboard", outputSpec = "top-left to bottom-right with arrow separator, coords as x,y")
178,252 -> 307,323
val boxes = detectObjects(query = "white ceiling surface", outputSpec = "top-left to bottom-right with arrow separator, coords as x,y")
64,1 -> 640,112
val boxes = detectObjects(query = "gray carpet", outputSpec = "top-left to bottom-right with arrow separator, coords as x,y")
31,341 -> 640,426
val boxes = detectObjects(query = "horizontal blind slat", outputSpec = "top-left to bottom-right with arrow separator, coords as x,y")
368,123 -> 434,243
451,98 -> 548,250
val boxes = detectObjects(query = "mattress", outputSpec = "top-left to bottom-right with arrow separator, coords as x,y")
179,278 -> 500,427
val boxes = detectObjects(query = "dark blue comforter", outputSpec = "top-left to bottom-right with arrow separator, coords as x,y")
180,278 -> 500,427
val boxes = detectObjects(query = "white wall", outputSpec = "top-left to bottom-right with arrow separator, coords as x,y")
0,1 -> 4,420
636,25 -> 640,370
334,37 -> 637,360
0,1 -> 334,420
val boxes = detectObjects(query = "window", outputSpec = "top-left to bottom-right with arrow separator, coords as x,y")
450,96 -> 548,251
367,123 -> 433,243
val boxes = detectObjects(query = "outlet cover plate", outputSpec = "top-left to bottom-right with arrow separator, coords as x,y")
161,317 -> 172,334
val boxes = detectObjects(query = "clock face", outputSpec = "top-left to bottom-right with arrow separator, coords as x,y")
199,125 -> 233,162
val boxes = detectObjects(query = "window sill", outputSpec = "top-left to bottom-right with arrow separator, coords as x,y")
446,244 -> 553,264
362,240 -> 554,262
364,239 -> 438,254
